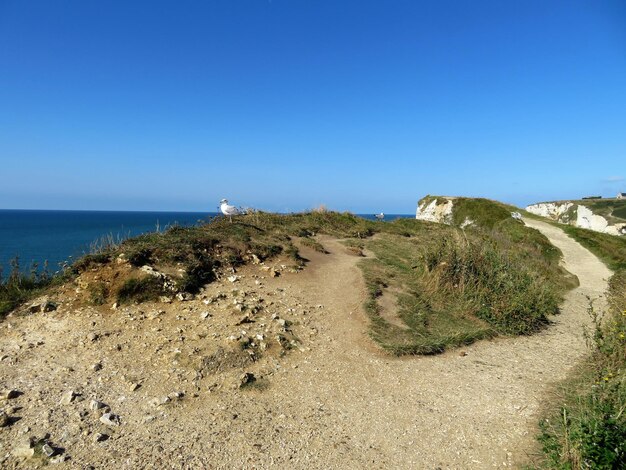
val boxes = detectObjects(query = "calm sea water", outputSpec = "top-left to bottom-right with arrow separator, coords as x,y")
0,210 -> 412,275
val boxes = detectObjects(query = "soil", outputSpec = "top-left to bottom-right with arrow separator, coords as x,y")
0,221 -> 613,469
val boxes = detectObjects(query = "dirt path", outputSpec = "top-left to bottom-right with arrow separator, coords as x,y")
0,221 -> 613,469
208,224 -> 612,469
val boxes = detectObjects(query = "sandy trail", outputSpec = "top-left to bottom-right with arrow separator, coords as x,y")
0,220 -> 613,469
214,220 -> 612,469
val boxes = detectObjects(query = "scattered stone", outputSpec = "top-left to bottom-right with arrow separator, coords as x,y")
236,314 -> 254,325
200,311 -> 211,319
87,332 -> 99,342
94,432 -> 109,442
227,275 -> 240,283
149,396 -> 171,407
239,372 -> 256,388
270,270 -> 280,278
12,437 -> 34,458
41,443 -> 55,457
41,301 -> 57,312
89,400 -> 107,412
92,362 -> 103,372
128,382 -> 141,392
251,254 -> 261,264
459,351 -> 468,357
99,412 -> 121,427
176,292 -> 194,301
111,302 -> 119,310
168,391 -> 184,400
50,455 -> 67,464
60,390 -> 78,405
28,302 -> 41,313
140,265 -> 160,276
159,296 -> 173,303
0,410 -> 10,427
1,389 -> 20,400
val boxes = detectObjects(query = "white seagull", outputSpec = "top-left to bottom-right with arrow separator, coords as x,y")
375,212 -> 385,221
220,199 -> 240,222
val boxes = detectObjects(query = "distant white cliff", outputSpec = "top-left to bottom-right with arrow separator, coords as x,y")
415,197 -> 455,224
526,201 -> 625,236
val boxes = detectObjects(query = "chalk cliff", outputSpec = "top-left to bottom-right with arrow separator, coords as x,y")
526,201 -> 626,236
415,197 -> 455,224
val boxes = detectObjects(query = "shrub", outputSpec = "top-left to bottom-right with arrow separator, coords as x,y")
0,257 -> 53,317
116,277 -> 166,304
424,238 -> 556,334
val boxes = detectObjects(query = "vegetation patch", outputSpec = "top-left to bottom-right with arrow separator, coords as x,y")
537,271 -> 626,469
560,225 -> 626,271
531,222 -> 625,469
116,276 -> 167,304
0,257 -> 57,318
358,209 -> 568,355
3,205 -> 575,362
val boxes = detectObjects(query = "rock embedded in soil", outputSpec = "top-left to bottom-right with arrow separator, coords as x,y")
42,301 -> 58,312
41,443 -> 55,457
12,437 -> 34,458
239,372 -> 256,388
99,412 -> 121,426
59,390 -> 78,405
1,389 -> 20,400
0,410 -> 10,427
89,400 -> 108,412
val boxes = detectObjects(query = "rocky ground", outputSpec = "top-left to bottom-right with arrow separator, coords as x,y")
0,227 -> 614,469
0,244 -> 327,468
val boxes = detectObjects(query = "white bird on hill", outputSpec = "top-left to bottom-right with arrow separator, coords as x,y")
375,212 -> 385,221
220,199 -> 240,222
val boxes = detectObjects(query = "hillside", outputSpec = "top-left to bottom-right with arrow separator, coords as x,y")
526,197 -> 626,236
0,205 -> 601,468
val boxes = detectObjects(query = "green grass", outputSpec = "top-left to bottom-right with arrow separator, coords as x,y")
560,226 -> 626,272
117,276 -> 167,304
613,205 -> 626,220
360,231 -> 496,355
528,219 -> 626,469
2,206 -> 573,361
0,258 -> 58,318
537,271 -> 626,469
358,207 -> 570,354
449,197 -> 516,229
579,199 -> 626,224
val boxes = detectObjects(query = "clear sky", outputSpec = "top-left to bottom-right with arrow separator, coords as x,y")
1,0 -> 625,213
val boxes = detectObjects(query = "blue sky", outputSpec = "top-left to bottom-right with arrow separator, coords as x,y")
1,0 -> 625,213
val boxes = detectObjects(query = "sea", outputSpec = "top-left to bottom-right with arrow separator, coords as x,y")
0,209 -> 413,276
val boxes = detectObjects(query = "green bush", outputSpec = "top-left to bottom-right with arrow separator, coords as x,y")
428,238 -> 557,334
116,277 -> 166,304
0,257 -> 53,318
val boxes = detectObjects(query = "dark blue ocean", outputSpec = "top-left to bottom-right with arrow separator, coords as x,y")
0,210 -> 412,276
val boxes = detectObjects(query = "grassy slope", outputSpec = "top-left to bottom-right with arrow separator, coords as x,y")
560,225 -> 626,271
3,205 -> 572,360
358,198 -> 574,354
532,225 -> 626,468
